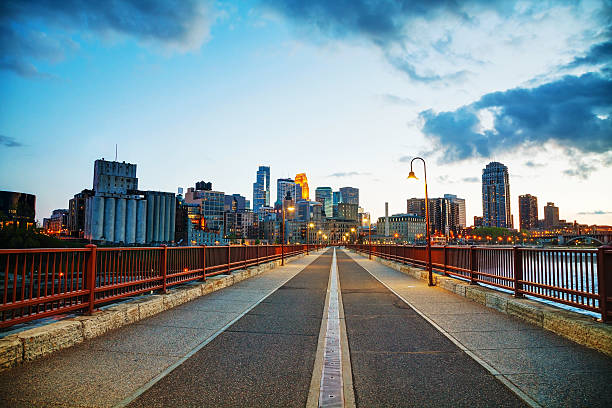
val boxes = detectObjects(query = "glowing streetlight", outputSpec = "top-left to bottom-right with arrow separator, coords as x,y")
307,222 -> 315,254
407,157 -> 433,286
281,193 -> 295,266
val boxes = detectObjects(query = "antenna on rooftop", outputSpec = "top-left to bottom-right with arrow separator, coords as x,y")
115,144 -> 118,161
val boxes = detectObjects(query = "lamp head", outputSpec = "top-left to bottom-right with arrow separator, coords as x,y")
287,206 -> 295,212
407,171 -> 418,180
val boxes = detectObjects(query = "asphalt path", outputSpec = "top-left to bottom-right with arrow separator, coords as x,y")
336,250 -> 528,408
128,248 -> 333,408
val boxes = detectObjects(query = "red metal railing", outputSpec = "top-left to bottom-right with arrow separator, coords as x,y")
0,244 -> 320,328
347,244 -> 612,322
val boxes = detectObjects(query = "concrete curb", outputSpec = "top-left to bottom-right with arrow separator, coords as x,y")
0,251 -> 313,371
351,250 -> 612,357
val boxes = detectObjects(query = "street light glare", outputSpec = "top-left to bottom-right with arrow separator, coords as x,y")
287,206 -> 295,211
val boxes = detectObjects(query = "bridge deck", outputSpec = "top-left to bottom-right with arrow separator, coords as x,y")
0,248 -> 611,407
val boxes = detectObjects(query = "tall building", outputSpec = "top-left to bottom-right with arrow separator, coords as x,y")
315,187 -> 333,218
276,178 -> 301,206
482,162 -> 512,228
224,194 -> 247,212
444,194 -> 466,228
337,203 -> 358,221
518,194 -> 538,231
544,202 -> 560,228
68,189 -> 93,237
294,173 -> 309,200
406,197 -> 460,236
185,186 -> 225,233
252,166 -> 270,213
339,187 -> 359,206
84,159 -> 175,244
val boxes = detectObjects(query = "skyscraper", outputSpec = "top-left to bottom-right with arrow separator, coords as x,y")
294,173 -> 309,200
444,194 -> 466,229
315,187 -> 333,218
339,187 -> 359,205
482,162 -> 512,228
544,202 -> 559,228
518,194 -> 538,231
277,178 -> 301,206
252,166 -> 270,213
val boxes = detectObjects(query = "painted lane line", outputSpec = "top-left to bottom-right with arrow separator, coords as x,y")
319,248 -> 344,408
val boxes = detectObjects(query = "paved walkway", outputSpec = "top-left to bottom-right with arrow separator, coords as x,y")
0,251 -> 328,408
1,247 -> 610,408
343,249 -> 612,408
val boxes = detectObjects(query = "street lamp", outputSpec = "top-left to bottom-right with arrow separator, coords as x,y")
350,227 -> 356,244
363,217 -> 373,259
281,202 -> 295,266
407,157 -> 433,286
307,222 -> 315,254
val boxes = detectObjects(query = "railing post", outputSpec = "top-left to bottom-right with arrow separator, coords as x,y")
513,246 -> 524,298
85,244 -> 97,315
443,245 -> 448,276
597,245 -> 611,323
162,245 -> 168,293
256,245 -> 259,265
227,245 -> 231,274
470,245 -> 478,285
201,245 -> 206,281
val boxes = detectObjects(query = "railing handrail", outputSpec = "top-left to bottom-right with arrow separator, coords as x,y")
0,243 -> 322,328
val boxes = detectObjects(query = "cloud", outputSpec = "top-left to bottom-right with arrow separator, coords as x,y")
1,0 -> 216,77
562,164 -> 597,180
327,171 -> 371,178
577,210 -> 612,215
381,93 -> 415,106
462,177 -> 479,183
260,0 -> 525,82
0,135 -> 23,147
524,160 -> 545,168
419,72 -> 612,163
564,40 -> 612,69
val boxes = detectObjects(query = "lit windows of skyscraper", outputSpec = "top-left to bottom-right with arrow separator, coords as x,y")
339,187 -> 359,206
276,178 -> 301,206
482,162 -> 512,229
444,194 -> 466,229
315,187 -> 333,218
252,166 -> 270,214
544,202 -> 560,228
295,173 -> 309,200
518,194 -> 538,231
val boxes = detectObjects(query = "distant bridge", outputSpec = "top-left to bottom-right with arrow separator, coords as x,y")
558,233 -> 612,245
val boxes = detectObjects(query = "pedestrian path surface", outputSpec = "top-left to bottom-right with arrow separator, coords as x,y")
0,251 -> 328,408
343,249 -> 612,408
336,250 -> 527,407
127,250 -> 332,408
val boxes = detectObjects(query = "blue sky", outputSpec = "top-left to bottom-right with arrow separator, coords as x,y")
1,0 -> 611,226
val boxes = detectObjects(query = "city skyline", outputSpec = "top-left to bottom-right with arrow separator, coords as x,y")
1,0 -> 611,226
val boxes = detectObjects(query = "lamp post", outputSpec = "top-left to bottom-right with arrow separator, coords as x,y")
350,227 -> 356,244
281,202 -> 295,266
307,222 -> 315,254
407,157 -> 433,286
363,217 -> 373,259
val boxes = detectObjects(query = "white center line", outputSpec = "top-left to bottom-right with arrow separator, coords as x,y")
319,248 -> 344,408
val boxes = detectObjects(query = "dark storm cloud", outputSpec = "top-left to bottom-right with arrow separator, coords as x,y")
0,0 -> 213,77
419,72 -> 612,162
565,40 -> 612,68
0,135 -> 23,147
